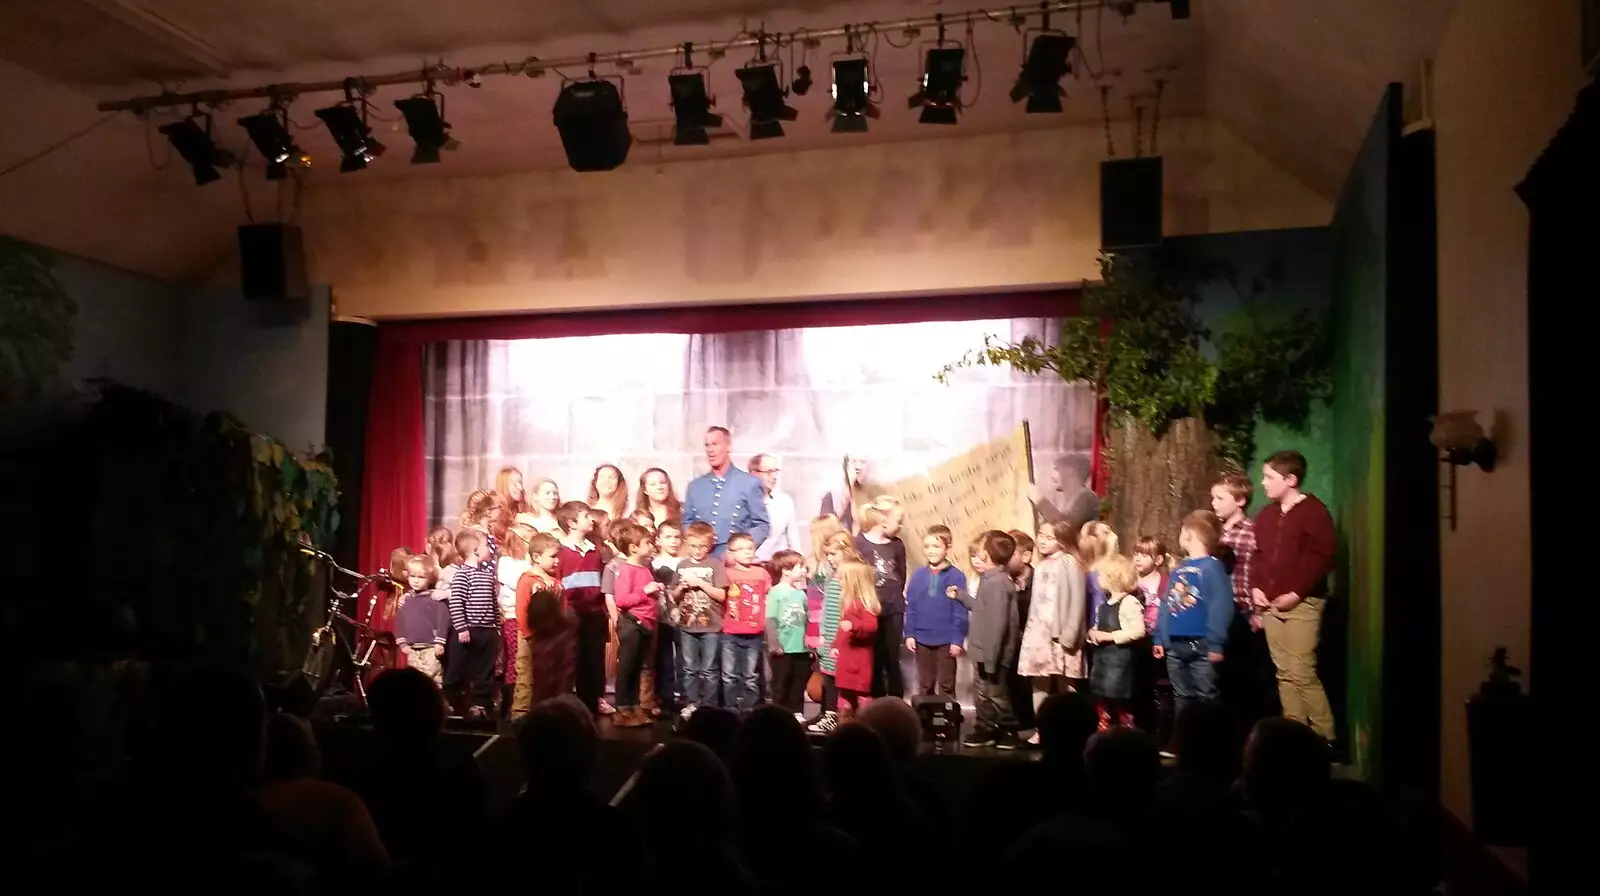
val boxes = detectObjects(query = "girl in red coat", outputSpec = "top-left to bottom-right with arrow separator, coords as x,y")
830,559 -> 881,720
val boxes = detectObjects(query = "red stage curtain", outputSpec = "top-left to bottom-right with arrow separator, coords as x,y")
357,342 -> 427,585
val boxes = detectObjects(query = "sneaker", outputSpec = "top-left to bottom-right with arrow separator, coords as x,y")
961,729 -> 996,749
1025,731 -> 1042,747
793,712 -> 808,726
807,711 -> 839,734
679,704 -> 697,721
599,699 -> 616,715
994,730 -> 1019,751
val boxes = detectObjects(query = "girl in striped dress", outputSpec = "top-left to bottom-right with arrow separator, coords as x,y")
807,530 -> 861,734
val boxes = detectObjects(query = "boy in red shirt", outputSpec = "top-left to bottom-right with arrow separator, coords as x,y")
1252,451 -> 1337,742
721,531 -> 771,714
556,501 -> 610,716
610,522 -> 663,727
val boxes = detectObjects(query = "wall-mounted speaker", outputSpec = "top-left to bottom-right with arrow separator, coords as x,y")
239,223 -> 309,302
1100,156 -> 1164,251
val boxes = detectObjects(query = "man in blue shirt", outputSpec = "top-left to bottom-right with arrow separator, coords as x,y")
682,426 -> 770,557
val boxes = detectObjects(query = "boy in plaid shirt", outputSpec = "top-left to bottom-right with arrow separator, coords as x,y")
1210,472 -> 1273,721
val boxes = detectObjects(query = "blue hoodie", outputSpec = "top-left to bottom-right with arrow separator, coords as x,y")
904,564 -> 970,647
1154,555 -> 1234,651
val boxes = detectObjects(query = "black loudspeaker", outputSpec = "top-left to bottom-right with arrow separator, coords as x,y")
553,79 -> 632,172
239,223 -> 309,301
1168,0 -> 1192,20
913,695 -> 964,746
1100,156 -> 1164,251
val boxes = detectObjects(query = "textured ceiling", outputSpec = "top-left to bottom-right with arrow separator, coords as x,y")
0,0 -> 1456,281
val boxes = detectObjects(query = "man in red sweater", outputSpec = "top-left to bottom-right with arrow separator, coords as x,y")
1251,450 -> 1337,742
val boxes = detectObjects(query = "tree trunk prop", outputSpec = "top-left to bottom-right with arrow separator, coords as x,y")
1103,416 -> 1221,544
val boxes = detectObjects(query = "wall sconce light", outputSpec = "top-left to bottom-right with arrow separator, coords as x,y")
1431,410 -> 1497,530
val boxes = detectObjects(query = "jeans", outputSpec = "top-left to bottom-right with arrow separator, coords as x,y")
973,663 -> 1018,734
614,615 -> 650,709
678,630 -> 721,708
720,633 -> 763,712
1164,636 -> 1219,721
871,611 -> 906,698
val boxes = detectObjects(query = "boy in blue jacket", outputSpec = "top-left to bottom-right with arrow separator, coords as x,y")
1154,510 -> 1235,720
904,525 -> 970,696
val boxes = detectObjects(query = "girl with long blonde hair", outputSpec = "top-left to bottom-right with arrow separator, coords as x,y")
1078,519 -> 1122,625
807,530 -> 862,733
517,478 -> 562,535
830,558 -> 881,719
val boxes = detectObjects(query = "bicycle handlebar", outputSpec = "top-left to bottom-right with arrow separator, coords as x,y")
299,545 -> 397,585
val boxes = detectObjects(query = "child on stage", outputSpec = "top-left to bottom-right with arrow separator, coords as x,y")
395,554 -> 448,685
1017,520 -> 1088,744
1154,511 -> 1234,721
651,520 -> 684,715
808,530 -> 860,734
1087,554 -> 1147,729
954,530 -> 1021,750
610,522 -> 663,727
518,532 -> 576,707
766,550 -> 814,719
1133,535 -> 1175,741
829,558 -> 881,720
446,529 -> 500,718
669,522 -> 729,719
555,501 -> 610,716
854,497 -> 908,699
903,525 -> 968,697
721,532 -> 771,714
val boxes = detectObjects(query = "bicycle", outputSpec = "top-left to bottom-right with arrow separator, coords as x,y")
300,548 -> 398,706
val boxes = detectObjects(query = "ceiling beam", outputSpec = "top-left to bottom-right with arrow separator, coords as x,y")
97,0 -> 1185,112
78,0 -> 232,78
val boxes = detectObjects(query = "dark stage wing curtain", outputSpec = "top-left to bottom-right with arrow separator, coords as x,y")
358,342 -> 427,579
423,340 -> 494,528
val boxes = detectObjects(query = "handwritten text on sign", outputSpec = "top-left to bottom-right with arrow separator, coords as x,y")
884,423 -> 1034,575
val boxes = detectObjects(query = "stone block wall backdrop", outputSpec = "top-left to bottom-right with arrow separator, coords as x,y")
423,317 -> 1094,545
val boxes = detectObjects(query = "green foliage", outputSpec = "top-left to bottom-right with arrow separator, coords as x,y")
0,236 -> 78,402
73,384 -> 338,672
938,251 -> 1218,435
939,248 -> 1331,468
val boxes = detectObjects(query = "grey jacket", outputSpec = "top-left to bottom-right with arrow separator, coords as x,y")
957,568 -> 1018,667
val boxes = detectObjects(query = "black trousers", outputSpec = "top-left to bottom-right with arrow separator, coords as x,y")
914,643 -> 958,696
443,625 -> 498,711
870,611 -> 906,698
654,621 -> 680,705
574,611 -> 610,715
974,663 -> 1018,733
614,615 -> 650,709
770,652 -> 813,713
820,672 -> 837,715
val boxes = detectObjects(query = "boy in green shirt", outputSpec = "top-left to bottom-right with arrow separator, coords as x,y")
765,550 -> 813,720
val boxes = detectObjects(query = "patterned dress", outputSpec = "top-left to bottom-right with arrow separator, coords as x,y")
1017,553 -> 1088,678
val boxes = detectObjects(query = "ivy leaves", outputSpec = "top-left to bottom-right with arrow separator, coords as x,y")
0,237 -> 77,404
939,248 -> 1331,470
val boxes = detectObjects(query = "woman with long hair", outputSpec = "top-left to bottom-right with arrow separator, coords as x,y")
588,464 -> 629,523
634,467 -> 682,528
517,478 -> 562,535
820,455 -> 875,535
495,467 -> 528,517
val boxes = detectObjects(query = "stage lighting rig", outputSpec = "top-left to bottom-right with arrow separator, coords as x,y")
159,111 -> 237,186
737,34 -> 797,141
315,82 -> 385,172
908,19 -> 966,126
1009,31 -> 1075,113
829,26 -> 878,134
394,86 -> 459,164
669,43 -> 722,146
238,103 -> 307,181
553,62 -> 632,171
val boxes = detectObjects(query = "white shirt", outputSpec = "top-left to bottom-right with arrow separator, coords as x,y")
756,489 -> 801,561
496,557 -> 529,618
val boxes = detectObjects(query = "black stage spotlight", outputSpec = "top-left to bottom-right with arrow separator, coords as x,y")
238,109 -> 305,181
314,103 -> 385,172
160,114 -> 236,185
394,93 -> 458,164
736,62 -> 798,140
553,77 -> 632,171
908,46 -> 965,124
829,57 -> 877,133
792,64 -> 813,96
669,71 -> 722,146
1010,32 -> 1075,113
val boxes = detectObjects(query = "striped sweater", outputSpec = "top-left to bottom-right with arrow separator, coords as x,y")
449,563 -> 499,630
815,567 -> 844,675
